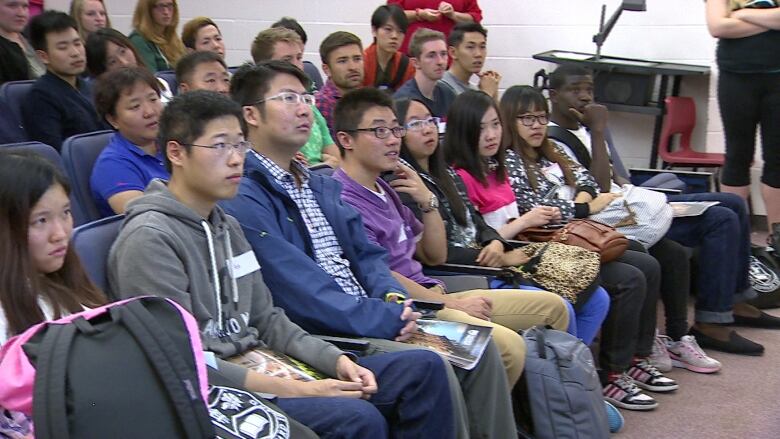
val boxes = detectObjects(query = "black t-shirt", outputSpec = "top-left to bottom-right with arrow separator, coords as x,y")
716,1 -> 780,73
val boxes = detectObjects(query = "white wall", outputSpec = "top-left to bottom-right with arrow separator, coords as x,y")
47,0 -> 766,211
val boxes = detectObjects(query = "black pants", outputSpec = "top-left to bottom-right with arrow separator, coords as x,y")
649,238 -> 690,341
598,247 -> 661,374
718,70 -> 780,188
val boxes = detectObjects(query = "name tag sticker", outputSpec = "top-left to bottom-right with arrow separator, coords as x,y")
228,250 -> 261,279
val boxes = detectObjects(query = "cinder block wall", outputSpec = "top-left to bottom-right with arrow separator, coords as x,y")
46,0 -> 766,212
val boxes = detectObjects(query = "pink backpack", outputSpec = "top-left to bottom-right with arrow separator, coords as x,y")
0,296 -> 212,438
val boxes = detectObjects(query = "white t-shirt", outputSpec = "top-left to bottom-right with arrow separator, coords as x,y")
549,122 -> 621,193
0,298 -> 54,346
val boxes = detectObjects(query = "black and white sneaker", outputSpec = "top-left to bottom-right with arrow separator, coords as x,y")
628,358 -> 679,392
603,372 -> 658,411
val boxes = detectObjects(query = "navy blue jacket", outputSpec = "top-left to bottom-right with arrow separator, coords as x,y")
21,72 -> 104,150
220,153 -> 407,340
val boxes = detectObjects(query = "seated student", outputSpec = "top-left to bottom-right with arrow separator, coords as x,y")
69,0 -> 109,42
90,67 -> 167,216
252,27 -> 339,167
315,31 -> 365,138
446,89 -> 676,411
21,11 -> 105,150
363,5 -> 415,92
181,16 -> 225,58
108,89 -> 455,438
332,87 -> 571,386
393,28 -> 455,119
175,50 -> 229,95
0,151 -> 107,436
499,85 -> 723,375
220,61 -> 516,439
128,0 -> 185,72
393,97 -> 610,346
0,0 -> 45,84
85,28 -> 173,102
439,22 -> 500,99
270,16 -> 323,91
545,64 -> 776,356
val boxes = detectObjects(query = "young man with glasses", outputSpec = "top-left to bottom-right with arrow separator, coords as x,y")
221,60 -> 520,438
109,89 -> 455,439
393,28 -> 455,119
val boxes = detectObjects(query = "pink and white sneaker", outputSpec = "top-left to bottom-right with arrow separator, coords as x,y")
667,335 -> 722,374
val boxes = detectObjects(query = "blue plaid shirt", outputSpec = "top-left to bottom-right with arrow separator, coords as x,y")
253,152 -> 368,297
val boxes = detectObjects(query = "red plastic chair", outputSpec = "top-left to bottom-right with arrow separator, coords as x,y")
658,96 -> 725,168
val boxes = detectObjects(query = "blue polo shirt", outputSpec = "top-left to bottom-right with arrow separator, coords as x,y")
90,132 -> 169,217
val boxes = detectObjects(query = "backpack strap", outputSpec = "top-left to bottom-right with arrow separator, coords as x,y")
391,54 -> 410,89
116,299 -> 214,438
546,125 -> 592,169
32,322 -> 78,439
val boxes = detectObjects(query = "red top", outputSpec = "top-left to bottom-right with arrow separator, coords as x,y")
362,43 -> 416,91
388,0 -> 483,54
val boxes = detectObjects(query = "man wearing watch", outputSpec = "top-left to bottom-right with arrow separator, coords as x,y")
332,87 -> 570,391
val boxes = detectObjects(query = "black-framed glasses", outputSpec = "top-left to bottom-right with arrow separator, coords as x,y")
248,92 -> 316,107
184,141 -> 252,156
516,114 -> 549,127
346,126 -> 406,139
405,117 -> 440,132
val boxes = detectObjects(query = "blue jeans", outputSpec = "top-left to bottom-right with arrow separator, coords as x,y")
665,192 -> 752,323
276,350 -> 454,439
489,280 -> 610,346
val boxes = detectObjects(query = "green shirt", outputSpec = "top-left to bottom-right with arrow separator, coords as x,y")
299,106 -> 335,165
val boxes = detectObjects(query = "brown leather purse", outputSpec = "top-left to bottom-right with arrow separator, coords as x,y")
517,219 -> 629,263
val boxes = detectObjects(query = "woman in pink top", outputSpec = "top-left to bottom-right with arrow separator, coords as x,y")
445,90 -> 562,239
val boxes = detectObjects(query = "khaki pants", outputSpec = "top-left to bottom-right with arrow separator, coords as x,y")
434,287 -> 570,387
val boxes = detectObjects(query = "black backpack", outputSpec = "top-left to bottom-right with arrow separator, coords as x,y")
22,297 -> 215,439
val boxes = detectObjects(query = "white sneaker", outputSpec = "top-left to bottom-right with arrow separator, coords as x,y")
648,331 -> 673,372
668,335 -> 722,374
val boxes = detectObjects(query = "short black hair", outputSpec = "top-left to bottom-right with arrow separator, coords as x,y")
371,4 -> 408,34
176,50 -> 228,84
29,10 -> 79,52
86,28 -> 147,77
230,60 -> 310,108
333,88 -> 394,155
93,67 -> 161,121
549,64 -> 593,91
159,90 -> 243,173
271,16 -> 307,45
447,21 -> 487,48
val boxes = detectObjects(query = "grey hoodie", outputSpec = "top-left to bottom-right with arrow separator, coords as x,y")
108,179 -> 345,383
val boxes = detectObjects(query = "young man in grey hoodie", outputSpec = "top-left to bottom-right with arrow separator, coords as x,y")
108,90 -> 455,438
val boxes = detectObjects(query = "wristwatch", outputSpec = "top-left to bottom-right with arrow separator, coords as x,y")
420,193 -> 439,214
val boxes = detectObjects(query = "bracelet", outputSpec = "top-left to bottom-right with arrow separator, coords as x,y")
415,8 -> 421,20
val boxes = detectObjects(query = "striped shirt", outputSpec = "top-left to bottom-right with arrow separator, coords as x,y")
253,152 -> 368,297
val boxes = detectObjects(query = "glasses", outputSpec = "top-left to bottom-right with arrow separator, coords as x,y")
346,126 -> 406,139
405,117 -> 440,132
153,2 -> 175,10
250,92 -> 315,107
516,114 -> 549,127
185,141 -> 252,156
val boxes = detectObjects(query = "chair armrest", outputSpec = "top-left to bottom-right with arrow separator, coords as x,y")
629,168 -> 712,178
424,262 -> 504,276
644,187 -> 683,195
314,335 -> 371,354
